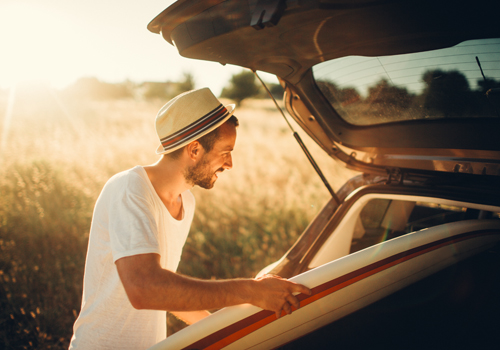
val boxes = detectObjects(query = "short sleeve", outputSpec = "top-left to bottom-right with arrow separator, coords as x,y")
105,173 -> 161,262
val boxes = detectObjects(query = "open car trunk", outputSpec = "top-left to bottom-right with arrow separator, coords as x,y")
149,0 -> 500,178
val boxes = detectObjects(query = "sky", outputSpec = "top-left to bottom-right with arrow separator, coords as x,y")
0,0 -> 277,95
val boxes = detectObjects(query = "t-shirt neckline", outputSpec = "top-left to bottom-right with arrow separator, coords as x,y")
136,166 -> 186,223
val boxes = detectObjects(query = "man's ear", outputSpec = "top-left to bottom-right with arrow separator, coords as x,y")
185,140 -> 203,161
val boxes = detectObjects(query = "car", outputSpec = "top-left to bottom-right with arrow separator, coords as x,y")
146,0 -> 500,349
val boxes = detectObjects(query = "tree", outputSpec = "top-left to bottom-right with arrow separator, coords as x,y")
143,82 -> 173,100
176,72 -> 195,94
366,79 -> 413,109
316,80 -> 361,107
421,69 -> 474,117
357,79 -> 415,123
220,70 -> 261,106
477,77 -> 500,94
64,77 -> 133,100
143,72 -> 195,101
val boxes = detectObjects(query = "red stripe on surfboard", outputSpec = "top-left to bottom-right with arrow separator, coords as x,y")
183,229 -> 500,350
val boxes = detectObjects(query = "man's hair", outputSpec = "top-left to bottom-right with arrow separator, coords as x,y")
167,115 -> 239,159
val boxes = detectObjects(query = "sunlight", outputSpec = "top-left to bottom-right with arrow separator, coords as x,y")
0,2 -> 94,88
1,85 -> 17,157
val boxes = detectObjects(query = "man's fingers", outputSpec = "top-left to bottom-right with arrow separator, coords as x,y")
254,276 -> 313,318
292,283 -> 312,296
282,302 -> 292,315
286,294 -> 300,310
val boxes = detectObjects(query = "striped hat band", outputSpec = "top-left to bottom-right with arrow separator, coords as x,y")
154,88 -> 236,155
160,104 -> 229,152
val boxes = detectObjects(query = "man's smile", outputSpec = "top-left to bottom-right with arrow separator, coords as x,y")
215,168 -> 224,179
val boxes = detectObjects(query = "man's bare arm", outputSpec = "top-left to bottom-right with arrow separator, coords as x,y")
116,253 -> 311,318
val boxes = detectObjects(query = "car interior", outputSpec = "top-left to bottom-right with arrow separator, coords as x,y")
351,199 -> 499,254
308,194 -> 500,268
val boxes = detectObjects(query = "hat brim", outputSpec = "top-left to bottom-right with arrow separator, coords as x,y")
155,103 -> 236,155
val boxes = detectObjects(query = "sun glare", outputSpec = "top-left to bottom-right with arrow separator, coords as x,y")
0,3 -> 92,88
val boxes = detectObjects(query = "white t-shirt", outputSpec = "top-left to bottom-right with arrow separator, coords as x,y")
69,166 -> 195,350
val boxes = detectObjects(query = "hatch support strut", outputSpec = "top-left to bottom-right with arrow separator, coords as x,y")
253,70 -> 341,206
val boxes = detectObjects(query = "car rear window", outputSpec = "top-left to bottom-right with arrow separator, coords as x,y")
313,38 -> 500,126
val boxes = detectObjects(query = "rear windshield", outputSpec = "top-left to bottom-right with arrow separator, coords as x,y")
313,38 -> 500,126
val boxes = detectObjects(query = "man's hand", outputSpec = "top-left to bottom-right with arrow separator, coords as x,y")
249,275 -> 312,319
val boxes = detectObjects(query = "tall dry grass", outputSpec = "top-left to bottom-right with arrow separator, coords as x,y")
0,85 -> 356,348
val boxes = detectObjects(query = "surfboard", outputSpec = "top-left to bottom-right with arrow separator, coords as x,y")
149,219 -> 500,350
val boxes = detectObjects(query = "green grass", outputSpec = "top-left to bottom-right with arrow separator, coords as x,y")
0,88 -> 356,348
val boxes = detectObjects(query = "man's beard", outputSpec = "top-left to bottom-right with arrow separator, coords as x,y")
184,158 -> 222,189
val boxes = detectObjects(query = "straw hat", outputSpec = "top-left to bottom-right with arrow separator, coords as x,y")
155,88 -> 236,154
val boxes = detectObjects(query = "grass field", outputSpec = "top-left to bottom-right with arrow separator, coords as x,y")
0,85 -> 356,349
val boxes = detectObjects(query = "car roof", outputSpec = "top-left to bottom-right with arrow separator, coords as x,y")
149,0 -> 500,177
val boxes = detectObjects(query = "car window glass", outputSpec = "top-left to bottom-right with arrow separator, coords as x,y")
359,198 -> 390,229
351,199 -> 497,253
313,38 -> 500,126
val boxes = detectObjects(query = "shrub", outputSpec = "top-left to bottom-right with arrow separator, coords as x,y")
143,72 -> 195,101
0,161 -> 92,349
62,77 -> 134,100
220,70 -> 261,106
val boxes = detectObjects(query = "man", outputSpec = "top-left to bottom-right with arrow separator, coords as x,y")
69,88 -> 311,349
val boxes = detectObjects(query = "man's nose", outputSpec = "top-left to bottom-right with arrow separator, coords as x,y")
223,154 -> 233,170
